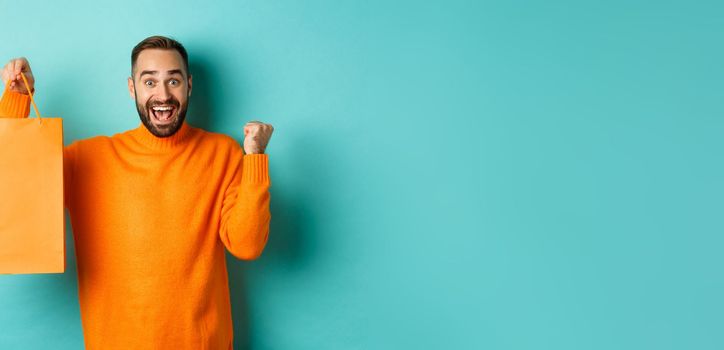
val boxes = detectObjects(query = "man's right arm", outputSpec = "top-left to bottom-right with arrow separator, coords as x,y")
0,57 -> 73,210
0,90 -> 31,118
0,57 -> 34,118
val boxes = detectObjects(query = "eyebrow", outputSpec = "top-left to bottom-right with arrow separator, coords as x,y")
139,69 -> 185,78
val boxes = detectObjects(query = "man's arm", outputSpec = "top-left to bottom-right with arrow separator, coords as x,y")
220,121 -> 274,260
0,90 -> 31,118
1,57 -> 74,211
0,57 -> 34,118
219,152 -> 272,260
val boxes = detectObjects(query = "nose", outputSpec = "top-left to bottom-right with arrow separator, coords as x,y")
157,83 -> 171,101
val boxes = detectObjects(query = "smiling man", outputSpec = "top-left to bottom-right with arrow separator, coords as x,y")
131,46 -> 190,137
0,36 -> 274,349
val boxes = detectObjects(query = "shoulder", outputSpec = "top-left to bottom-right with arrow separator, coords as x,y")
66,134 -> 113,151
63,134 -> 116,163
193,127 -> 243,152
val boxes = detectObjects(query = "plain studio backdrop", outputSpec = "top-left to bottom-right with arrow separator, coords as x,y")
1,0 -> 723,349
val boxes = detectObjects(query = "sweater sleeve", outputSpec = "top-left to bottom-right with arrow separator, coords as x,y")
219,151 -> 272,260
0,89 -> 31,118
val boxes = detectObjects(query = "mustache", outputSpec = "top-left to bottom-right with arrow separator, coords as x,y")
146,98 -> 180,108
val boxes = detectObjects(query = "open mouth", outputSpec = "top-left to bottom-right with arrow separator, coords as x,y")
150,105 -> 176,124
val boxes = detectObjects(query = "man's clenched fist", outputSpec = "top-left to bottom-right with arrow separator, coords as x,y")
243,121 -> 274,154
1,57 -> 34,95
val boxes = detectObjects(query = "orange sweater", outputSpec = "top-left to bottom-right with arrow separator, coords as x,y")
0,90 -> 271,349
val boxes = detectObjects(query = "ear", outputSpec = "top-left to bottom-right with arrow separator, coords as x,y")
127,77 -> 135,99
187,74 -> 192,98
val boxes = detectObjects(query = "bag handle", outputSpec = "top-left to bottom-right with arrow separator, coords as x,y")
3,71 -> 42,123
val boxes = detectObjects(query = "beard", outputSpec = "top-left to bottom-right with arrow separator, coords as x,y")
134,92 -> 189,138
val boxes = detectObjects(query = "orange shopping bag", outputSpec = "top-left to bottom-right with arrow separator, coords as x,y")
0,73 -> 65,274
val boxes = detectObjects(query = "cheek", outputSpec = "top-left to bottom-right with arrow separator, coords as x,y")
137,91 -> 152,104
137,96 -> 151,108
175,91 -> 188,104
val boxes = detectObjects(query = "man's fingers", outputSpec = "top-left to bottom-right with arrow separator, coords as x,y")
13,58 -> 26,74
13,61 -> 21,76
10,58 -> 31,81
245,125 -> 261,134
244,122 -> 273,137
1,65 -> 13,83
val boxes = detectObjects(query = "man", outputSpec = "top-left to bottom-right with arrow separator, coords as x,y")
0,36 -> 274,349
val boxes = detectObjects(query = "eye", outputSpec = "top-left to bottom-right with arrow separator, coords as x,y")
144,80 -> 155,87
169,79 -> 180,86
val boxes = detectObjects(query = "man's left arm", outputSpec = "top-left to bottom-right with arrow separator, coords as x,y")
219,121 -> 274,260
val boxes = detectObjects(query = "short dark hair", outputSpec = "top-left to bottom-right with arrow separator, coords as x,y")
131,35 -> 189,77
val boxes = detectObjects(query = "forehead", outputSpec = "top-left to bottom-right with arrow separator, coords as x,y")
135,49 -> 186,76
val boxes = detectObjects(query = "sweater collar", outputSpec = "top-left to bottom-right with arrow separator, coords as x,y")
129,120 -> 193,151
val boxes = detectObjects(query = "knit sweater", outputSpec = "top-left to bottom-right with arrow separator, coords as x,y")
1,89 -> 271,349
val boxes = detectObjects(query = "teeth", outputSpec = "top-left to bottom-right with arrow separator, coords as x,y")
152,106 -> 173,111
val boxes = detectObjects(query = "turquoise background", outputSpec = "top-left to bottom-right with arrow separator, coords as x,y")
1,0 -> 723,349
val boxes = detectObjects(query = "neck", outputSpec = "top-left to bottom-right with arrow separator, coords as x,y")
130,121 -> 193,151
